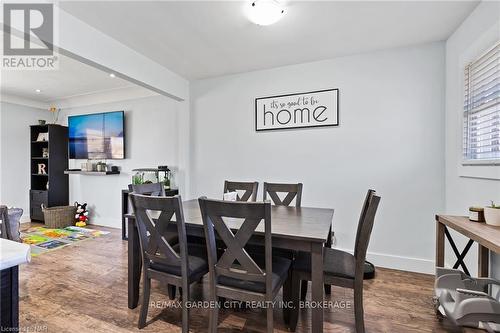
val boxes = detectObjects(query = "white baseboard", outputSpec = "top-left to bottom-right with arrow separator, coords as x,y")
335,247 -> 435,275
87,218 -> 121,229
20,216 -> 32,223
366,251 -> 435,275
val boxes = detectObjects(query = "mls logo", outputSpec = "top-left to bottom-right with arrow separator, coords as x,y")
3,3 -> 54,56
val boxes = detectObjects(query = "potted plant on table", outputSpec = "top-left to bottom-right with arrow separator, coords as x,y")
484,201 -> 500,226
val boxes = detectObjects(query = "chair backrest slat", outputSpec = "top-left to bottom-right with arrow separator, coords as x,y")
199,197 -> 272,288
130,194 -> 187,271
223,181 -> 258,202
263,182 -> 303,207
353,189 -> 375,257
354,192 -> 380,267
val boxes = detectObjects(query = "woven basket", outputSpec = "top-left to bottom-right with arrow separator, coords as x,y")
41,204 -> 77,229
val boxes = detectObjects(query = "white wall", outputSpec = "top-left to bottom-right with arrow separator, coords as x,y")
445,1 -> 500,278
190,42 -> 446,273
60,94 -> 183,228
0,102 -> 50,220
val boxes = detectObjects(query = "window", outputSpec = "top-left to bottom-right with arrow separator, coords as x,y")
463,42 -> 500,163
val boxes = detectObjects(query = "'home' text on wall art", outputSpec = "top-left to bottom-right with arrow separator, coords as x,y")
255,89 -> 339,131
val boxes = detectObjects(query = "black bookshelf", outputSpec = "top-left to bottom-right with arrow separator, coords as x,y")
29,125 -> 69,222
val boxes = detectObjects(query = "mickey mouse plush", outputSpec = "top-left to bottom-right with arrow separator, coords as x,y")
75,202 -> 89,227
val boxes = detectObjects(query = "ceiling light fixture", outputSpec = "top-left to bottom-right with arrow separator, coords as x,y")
246,0 -> 285,26
109,73 -> 116,78
35,89 -> 41,93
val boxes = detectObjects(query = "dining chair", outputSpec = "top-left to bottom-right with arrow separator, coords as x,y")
289,190 -> 380,333
129,183 -> 179,299
223,181 -> 259,202
263,182 -> 303,207
198,197 -> 292,333
262,182 -> 303,278
129,194 -> 209,332
263,182 -> 306,291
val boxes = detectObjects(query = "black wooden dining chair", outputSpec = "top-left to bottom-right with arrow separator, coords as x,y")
263,182 -> 303,207
289,190 -> 380,333
223,181 -> 259,202
262,182 -> 303,280
129,183 -> 180,299
130,194 -> 208,332
198,197 -> 292,333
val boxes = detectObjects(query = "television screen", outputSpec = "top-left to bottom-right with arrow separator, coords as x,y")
68,111 -> 125,159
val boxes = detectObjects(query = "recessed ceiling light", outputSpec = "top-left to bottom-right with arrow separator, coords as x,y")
109,73 -> 116,78
246,0 -> 286,26
35,89 -> 41,93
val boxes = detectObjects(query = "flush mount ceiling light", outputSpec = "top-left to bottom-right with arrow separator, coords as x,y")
35,89 -> 41,93
109,73 -> 116,78
246,0 -> 286,26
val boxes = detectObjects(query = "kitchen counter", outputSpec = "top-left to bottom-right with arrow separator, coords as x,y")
0,238 -> 31,270
0,238 -> 30,332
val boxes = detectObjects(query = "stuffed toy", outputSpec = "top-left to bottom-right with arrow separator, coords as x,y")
74,202 -> 89,227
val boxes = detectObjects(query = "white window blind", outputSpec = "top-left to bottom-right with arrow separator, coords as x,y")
463,42 -> 500,162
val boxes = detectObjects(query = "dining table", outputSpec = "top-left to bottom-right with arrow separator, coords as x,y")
127,199 -> 334,333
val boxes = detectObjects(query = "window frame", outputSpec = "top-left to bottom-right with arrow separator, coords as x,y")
461,41 -> 500,166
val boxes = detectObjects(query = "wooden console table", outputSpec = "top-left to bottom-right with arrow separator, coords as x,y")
435,215 -> 500,277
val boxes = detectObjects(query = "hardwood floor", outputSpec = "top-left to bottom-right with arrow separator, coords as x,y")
18,224 -> 480,333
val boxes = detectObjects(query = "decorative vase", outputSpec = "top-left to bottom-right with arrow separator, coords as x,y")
49,106 -> 60,124
484,207 -> 500,226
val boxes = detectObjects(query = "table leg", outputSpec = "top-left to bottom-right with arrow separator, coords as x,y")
128,218 -> 141,309
444,227 -> 472,276
311,242 -> 324,333
435,220 -> 445,268
478,245 -> 489,278
324,226 -> 332,295
121,191 -> 128,240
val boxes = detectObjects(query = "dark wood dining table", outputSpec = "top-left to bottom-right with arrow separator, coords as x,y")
127,199 -> 334,333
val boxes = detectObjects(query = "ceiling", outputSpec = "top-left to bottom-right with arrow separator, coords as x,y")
1,50 -> 134,103
60,0 -> 479,80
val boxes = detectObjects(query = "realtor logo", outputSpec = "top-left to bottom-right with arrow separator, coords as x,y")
2,3 -> 58,70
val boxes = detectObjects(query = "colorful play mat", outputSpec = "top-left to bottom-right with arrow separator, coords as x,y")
21,226 -> 110,256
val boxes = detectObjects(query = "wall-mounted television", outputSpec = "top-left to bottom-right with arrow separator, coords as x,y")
68,111 -> 125,159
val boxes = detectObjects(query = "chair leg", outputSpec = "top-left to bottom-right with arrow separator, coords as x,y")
209,301 -> 218,333
300,280 -> 308,301
167,284 -> 176,300
182,286 -> 190,333
266,303 -> 273,333
282,270 -> 292,325
219,296 -> 226,308
324,284 -> 331,295
354,281 -> 365,333
138,276 -> 151,329
289,271 -> 301,332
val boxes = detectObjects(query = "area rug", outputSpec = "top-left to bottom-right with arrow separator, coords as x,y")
21,226 -> 110,256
